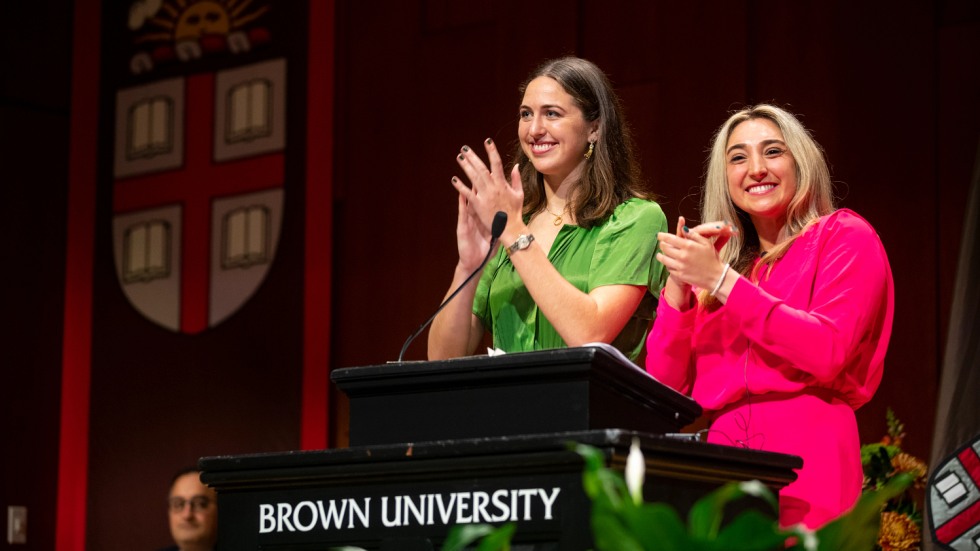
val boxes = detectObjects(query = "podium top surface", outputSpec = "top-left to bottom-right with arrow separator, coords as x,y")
199,429 -> 801,487
331,345 -> 701,421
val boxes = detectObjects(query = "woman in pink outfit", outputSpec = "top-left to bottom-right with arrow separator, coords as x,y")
646,104 -> 894,529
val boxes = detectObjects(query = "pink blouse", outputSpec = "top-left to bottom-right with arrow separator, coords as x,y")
645,209 -> 894,412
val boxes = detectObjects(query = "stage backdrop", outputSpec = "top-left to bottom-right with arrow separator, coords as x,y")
56,1 -> 333,549
1,2 -> 975,551
328,0 -> 979,485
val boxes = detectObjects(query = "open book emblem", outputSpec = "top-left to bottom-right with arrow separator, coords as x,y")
111,59 -> 286,333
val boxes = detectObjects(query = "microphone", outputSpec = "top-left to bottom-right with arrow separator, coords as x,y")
397,211 -> 508,362
490,210 -> 508,239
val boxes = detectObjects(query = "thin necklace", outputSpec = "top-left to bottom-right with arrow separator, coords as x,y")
544,202 -> 568,226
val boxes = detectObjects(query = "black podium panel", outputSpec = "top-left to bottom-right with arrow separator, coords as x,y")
200,430 -> 801,550
332,346 -> 702,446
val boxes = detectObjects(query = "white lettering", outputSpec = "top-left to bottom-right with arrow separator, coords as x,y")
381,496 -> 401,527
473,491 -> 492,522
404,494 -> 426,526
490,489 -> 510,522
518,489 -> 536,521
349,497 -> 370,529
259,504 -> 275,533
257,486 -> 559,535
316,499 -> 346,530
277,503 -> 296,532
539,488 -> 560,520
292,502 -> 317,532
455,492 -> 471,524
436,493 -> 457,525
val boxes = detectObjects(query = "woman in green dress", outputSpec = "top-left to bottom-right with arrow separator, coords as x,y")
427,57 -> 667,361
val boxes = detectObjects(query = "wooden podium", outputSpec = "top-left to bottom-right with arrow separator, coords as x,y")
200,346 -> 801,550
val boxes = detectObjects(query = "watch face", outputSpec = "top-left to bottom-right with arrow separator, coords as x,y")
508,234 -> 533,255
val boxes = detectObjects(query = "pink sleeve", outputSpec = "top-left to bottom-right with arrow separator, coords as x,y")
724,215 -> 893,386
644,292 -> 698,394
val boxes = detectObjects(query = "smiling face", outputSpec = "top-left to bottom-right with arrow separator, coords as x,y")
725,117 -> 798,228
518,76 -> 598,188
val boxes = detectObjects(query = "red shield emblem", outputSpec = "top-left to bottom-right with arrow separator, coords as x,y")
929,433 -> 980,548
112,59 -> 285,333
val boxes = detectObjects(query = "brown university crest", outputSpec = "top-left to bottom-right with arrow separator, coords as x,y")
112,0 -> 284,333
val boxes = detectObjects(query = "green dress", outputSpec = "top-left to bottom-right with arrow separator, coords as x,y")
473,198 -> 667,360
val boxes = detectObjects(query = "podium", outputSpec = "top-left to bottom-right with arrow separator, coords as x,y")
200,346 -> 802,550
335,345 -> 702,446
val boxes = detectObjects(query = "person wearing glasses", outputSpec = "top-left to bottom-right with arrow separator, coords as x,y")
158,467 -> 217,551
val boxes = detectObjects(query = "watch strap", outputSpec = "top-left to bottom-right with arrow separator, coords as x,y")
506,234 -> 535,256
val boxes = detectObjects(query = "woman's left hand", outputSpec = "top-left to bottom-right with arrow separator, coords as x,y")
451,138 -> 524,237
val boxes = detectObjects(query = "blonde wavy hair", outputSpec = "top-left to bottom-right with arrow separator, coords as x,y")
701,105 -> 835,299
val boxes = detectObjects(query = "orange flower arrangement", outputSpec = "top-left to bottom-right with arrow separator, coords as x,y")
878,511 -> 921,551
861,408 -> 928,551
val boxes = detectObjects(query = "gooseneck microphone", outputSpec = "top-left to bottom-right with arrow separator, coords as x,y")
397,211 -> 508,362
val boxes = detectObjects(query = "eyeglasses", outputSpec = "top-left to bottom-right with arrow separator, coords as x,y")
168,496 -> 212,513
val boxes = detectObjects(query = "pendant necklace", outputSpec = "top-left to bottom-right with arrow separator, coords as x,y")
544,203 -> 569,226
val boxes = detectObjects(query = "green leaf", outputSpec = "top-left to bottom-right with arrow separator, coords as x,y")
860,443 -> 899,466
572,442 -> 633,514
591,510 -> 646,551
687,481 -> 779,540
620,502 -> 690,551
440,524 -> 502,551
814,472 -> 915,551
573,443 -> 610,500
476,523 -> 516,551
711,510 -> 789,551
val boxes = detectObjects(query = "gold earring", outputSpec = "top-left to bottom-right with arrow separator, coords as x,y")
584,142 -> 595,160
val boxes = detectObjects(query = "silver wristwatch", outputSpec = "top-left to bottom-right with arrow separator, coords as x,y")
506,234 -> 535,256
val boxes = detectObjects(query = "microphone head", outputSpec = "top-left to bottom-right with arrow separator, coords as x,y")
491,211 -> 508,239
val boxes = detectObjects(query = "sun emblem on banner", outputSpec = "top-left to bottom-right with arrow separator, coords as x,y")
128,0 -> 271,74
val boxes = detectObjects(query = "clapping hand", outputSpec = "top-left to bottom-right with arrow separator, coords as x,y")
656,217 -> 735,307
451,138 -> 523,239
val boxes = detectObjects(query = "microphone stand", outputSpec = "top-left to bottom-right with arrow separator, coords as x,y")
397,211 -> 507,362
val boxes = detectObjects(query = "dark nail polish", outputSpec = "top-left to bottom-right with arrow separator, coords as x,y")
458,154 -> 465,161
462,146 -> 470,152
682,226 -> 690,233
451,177 -> 458,183
485,138 -> 493,145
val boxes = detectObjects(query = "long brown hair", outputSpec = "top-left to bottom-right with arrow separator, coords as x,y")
512,57 -> 650,228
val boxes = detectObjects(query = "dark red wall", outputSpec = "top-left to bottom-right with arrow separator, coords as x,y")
330,0 -> 980,470
1,1 -> 978,550
0,0 -> 71,549
82,3 -> 312,549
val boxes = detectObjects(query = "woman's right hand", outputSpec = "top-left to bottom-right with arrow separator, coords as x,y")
657,216 -> 695,310
451,139 -> 525,244
455,192 -> 492,273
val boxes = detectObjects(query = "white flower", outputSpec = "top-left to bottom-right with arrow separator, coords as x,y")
738,480 -> 767,497
626,437 -> 645,505
800,529 -> 818,551
785,523 -> 818,551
